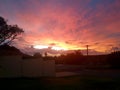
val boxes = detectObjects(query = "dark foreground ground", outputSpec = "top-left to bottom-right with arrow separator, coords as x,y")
0,76 -> 120,90
0,65 -> 120,90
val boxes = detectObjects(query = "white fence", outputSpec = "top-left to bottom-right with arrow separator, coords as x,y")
0,56 -> 55,77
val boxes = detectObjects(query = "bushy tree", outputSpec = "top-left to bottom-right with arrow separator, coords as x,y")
34,52 -> 42,57
0,16 -> 24,45
108,51 -> 120,69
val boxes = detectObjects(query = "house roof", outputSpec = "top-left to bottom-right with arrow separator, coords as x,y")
0,45 -> 23,56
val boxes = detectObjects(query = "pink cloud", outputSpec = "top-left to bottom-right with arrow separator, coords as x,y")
0,0 -> 120,53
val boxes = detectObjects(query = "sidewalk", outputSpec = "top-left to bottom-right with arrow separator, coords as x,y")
56,71 -> 81,77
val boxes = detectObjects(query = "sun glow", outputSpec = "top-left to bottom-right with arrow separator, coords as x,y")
33,45 -> 68,51
33,45 -> 48,49
51,46 -> 67,51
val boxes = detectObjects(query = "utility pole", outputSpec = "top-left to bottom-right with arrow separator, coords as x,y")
86,45 -> 89,56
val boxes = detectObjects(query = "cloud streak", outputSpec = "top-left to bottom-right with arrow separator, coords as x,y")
0,0 -> 120,53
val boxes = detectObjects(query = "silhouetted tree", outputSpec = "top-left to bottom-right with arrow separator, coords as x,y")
108,51 -> 120,69
74,50 -> 83,56
34,52 -> 42,57
0,16 -> 24,45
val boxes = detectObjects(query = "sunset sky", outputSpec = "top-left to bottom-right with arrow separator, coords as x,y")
0,0 -> 120,54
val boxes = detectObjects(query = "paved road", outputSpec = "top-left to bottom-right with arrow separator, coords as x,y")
56,64 -> 120,77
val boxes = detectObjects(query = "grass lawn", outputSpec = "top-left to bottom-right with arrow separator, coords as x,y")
0,76 -> 120,90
